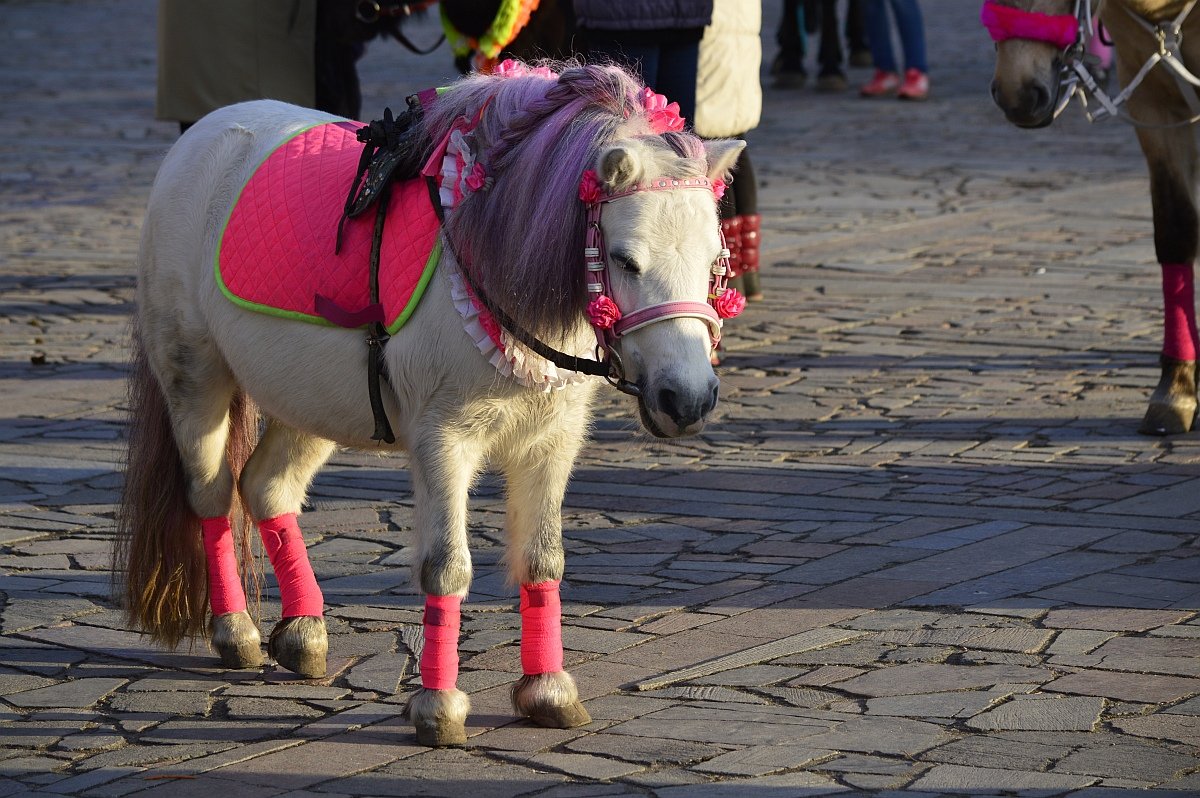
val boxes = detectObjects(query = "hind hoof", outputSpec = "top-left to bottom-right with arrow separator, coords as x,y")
405,687 -> 470,747
211,610 -> 263,669
268,615 -> 327,678
529,701 -> 591,729
512,672 -> 590,728
1140,401 -> 1196,435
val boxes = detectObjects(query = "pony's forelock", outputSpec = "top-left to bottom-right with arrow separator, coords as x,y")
423,60 -> 699,341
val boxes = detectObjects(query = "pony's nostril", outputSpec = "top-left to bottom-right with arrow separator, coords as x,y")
657,387 -> 680,422
1023,83 -> 1051,115
704,382 -> 719,416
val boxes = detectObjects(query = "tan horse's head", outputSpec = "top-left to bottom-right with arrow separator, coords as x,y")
989,0 -> 1096,127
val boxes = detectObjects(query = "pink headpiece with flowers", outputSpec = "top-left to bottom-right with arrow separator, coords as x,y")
980,1 -> 1080,49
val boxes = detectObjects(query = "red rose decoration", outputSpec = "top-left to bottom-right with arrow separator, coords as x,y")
712,178 -> 726,200
579,169 -> 603,204
712,288 -> 746,319
586,295 -> 622,329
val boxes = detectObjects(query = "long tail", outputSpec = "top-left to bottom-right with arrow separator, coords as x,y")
113,323 -> 259,648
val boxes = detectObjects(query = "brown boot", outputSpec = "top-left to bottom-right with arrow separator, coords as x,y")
739,214 -> 762,301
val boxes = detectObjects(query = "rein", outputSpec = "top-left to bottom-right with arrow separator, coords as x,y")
982,0 -> 1200,128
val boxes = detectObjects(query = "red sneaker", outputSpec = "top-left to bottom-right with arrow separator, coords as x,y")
898,68 -> 929,101
860,70 -> 900,97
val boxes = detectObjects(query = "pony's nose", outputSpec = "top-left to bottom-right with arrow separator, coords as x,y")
657,378 -> 719,427
1000,80 -> 1056,127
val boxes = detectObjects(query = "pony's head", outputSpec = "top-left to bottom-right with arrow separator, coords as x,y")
983,0 -> 1094,127
424,61 -> 744,438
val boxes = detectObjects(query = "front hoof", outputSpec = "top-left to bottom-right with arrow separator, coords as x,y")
268,615 -> 327,678
405,687 -> 470,747
210,610 -> 263,669
1139,357 -> 1197,436
512,672 -> 591,729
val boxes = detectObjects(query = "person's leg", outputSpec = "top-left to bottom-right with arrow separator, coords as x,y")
816,0 -> 847,89
890,0 -> 927,73
863,0 -> 896,73
731,149 -> 761,301
846,0 -> 872,65
652,33 -> 702,124
773,0 -> 808,87
584,30 -> 661,88
861,0 -> 900,96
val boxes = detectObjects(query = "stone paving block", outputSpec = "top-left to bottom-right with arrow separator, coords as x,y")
603,704 -> 836,746
564,731 -> 724,766
911,763 -> 1098,792
863,688 -> 1022,720
210,734 -> 414,790
836,663 -> 1054,697
522,751 -> 644,780
693,744 -> 831,776
1112,713 -> 1200,746
333,747 -> 564,797
5,678 -> 125,709
223,697 -> 326,720
1051,736 -> 1198,783
798,715 -> 952,757
1042,607 -> 1192,632
653,771 -> 844,797
107,691 -> 211,716
966,694 -> 1104,732
1045,670 -> 1200,704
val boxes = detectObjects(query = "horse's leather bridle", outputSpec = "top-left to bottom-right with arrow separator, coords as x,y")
982,0 -> 1200,128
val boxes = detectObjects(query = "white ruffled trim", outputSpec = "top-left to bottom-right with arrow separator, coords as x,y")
446,264 -> 593,392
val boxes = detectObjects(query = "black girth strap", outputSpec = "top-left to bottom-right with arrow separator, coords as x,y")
366,183 -> 396,444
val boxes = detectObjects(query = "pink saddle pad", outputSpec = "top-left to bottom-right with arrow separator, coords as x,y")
217,121 -> 441,334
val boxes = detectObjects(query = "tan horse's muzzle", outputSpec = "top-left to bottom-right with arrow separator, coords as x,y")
992,40 -> 1064,128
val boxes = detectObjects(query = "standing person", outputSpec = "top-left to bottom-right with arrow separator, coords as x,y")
695,0 -> 762,323
859,0 -> 929,100
770,0 -> 808,88
573,0 -> 713,123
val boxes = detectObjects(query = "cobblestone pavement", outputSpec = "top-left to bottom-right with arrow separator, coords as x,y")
3,0 -> 1200,795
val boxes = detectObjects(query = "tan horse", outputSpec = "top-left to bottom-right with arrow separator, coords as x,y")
988,0 -> 1200,434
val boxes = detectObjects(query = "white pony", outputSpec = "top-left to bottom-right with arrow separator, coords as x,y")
116,61 -> 744,746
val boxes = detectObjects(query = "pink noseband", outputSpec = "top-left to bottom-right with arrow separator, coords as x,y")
980,0 -> 1080,49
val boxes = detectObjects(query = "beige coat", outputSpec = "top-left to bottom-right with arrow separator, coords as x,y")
693,0 -> 762,138
157,0 -> 316,124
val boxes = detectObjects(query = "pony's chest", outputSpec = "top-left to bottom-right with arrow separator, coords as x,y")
217,122 -> 441,333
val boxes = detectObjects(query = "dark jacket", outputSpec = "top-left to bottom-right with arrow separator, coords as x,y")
573,0 -> 713,30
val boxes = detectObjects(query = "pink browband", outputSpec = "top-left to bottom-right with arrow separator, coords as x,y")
581,173 -> 742,353
980,0 -> 1080,49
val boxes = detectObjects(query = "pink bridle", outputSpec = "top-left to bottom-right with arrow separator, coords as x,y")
980,0 -> 1083,50
580,175 -> 741,369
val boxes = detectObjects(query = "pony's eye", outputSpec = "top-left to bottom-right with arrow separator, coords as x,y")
613,255 -> 641,275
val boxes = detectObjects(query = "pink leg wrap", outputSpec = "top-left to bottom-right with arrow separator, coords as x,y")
1162,262 -> 1198,361
520,580 -> 564,676
420,594 -> 461,691
258,513 -> 324,618
201,516 -> 246,616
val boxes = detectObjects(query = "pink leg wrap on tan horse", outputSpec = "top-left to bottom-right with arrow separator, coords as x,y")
420,594 -> 461,690
201,516 -> 246,615
1162,262 -> 1198,361
520,580 -> 564,675
259,513 -> 324,618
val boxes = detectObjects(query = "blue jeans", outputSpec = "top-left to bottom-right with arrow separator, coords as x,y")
864,0 -> 927,74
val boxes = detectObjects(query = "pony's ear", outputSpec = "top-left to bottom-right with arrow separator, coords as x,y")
705,139 -> 747,181
598,144 -> 646,192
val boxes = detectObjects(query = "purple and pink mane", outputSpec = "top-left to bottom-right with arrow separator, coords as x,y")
421,61 -> 710,340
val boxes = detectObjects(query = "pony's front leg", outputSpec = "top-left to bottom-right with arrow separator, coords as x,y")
500,431 -> 591,730
405,426 -> 483,747
240,420 -> 336,677
1135,106 -> 1199,435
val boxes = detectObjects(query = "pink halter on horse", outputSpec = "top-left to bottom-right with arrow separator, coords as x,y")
579,169 -> 744,392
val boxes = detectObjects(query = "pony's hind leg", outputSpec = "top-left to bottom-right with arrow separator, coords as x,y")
405,424 -> 485,747
239,419 -> 336,677
500,418 -> 591,730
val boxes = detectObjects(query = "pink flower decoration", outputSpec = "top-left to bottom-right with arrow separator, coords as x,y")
587,295 -> 622,329
495,59 -> 526,78
579,169 -> 603,204
712,178 -> 726,200
465,162 -> 487,192
712,288 -> 746,319
641,87 -> 685,133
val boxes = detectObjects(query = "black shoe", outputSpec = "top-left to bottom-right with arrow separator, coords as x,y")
771,52 -> 808,89
816,68 -> 848,92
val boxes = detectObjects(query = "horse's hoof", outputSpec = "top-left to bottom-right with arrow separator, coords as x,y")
1139,357 -> 1197,436
210,610 -> 263,669
405,687 -> 470,747
512,672 -> 591,729
268,615 -> 327,678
